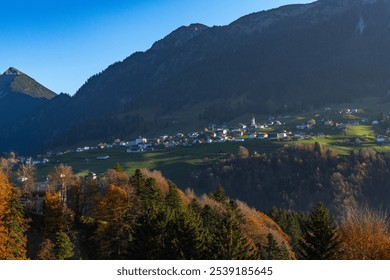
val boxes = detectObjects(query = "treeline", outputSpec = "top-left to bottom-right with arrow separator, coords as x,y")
269,204 -> 390,259
1,158 -> 390,259
0,162 -> 291,260
191,143 -> 390,214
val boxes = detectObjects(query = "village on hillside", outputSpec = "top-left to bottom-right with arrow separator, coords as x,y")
18,106 -> 389,166
1,105 -> 389,216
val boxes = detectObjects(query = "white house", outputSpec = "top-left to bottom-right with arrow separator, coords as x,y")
276,132 -> 287,139
135,136 -> 148,145
376,135 -> 386,143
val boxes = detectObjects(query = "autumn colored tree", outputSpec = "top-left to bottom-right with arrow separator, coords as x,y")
140,169 -> 170,195
36,239 -> 55,260
298,203 -> 341,260
339,207 -> 390,259
42,191 -> 72,238
238,146 -> 249,159
93,184 -> 133,259
103,168 -> 129,190
0,173 -> 28,260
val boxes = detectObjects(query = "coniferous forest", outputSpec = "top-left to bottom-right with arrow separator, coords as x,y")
1,143 -> 390,260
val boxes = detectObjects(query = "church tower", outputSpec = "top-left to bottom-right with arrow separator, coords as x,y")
251,115 -> 257,128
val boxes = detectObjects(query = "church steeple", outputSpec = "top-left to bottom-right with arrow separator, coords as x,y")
251,114 -> 257,128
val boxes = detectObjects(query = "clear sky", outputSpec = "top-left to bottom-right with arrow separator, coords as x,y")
0,0 -> 313,95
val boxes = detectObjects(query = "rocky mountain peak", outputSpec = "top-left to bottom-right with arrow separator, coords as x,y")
0,67 -> 56,100
3,67 -> 22,76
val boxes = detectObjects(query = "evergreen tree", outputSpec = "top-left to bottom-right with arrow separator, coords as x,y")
165,183 -> 184,211
129,208 -> 168,259
259,234 -> 290,260
113,162 -> 124,173
129,174 -> 168,259
298,203 -> 341,260
269,207 -> 308,252
211,201 -> 254,259
164,201 -> 208,259
210,184 -> 227,204
54,232 -> 74,260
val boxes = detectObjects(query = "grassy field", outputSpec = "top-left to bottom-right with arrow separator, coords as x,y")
36,97 -> 390,186
37,141 -> 282,187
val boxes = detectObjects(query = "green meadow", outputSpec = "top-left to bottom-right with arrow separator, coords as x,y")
36,97 -> 390,186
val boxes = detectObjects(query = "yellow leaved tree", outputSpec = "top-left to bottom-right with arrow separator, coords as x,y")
0,173 -> 28,259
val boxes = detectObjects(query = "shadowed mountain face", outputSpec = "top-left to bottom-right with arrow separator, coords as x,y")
3,0 -> 390,154
0,67 -> 56,100
0,68 -> 56,148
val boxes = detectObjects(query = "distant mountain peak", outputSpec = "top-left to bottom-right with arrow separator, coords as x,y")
0,67 -> 56,100
3,67 -> 22,76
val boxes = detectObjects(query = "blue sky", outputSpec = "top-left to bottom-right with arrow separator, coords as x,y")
0,0 -> 313,95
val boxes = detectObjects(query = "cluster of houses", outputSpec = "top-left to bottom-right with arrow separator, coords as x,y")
63,115 -> 288,155
21,110 -> 390,165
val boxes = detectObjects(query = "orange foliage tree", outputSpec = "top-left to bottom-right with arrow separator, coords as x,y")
93,184 -> 133,259
339,207 -> 390,259
0,173 -> 28,259
43,191 -> 72,238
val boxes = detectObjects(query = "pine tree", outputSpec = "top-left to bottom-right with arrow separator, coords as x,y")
54,232 -> 75,260
212,201 -> 254,259
113,162 -> 124,173
259,234 -> 290,260
129,209 -> 168,259
129,173 -> 168,259
165,183 -> 184,210
210,185 -> 227,204
298,203 -> 341,260
164,189 -> 208,259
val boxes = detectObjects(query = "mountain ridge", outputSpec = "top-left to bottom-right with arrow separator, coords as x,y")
2,0 -> 390,154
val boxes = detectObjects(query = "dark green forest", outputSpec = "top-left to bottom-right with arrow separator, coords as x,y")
191,143 -> 390,215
